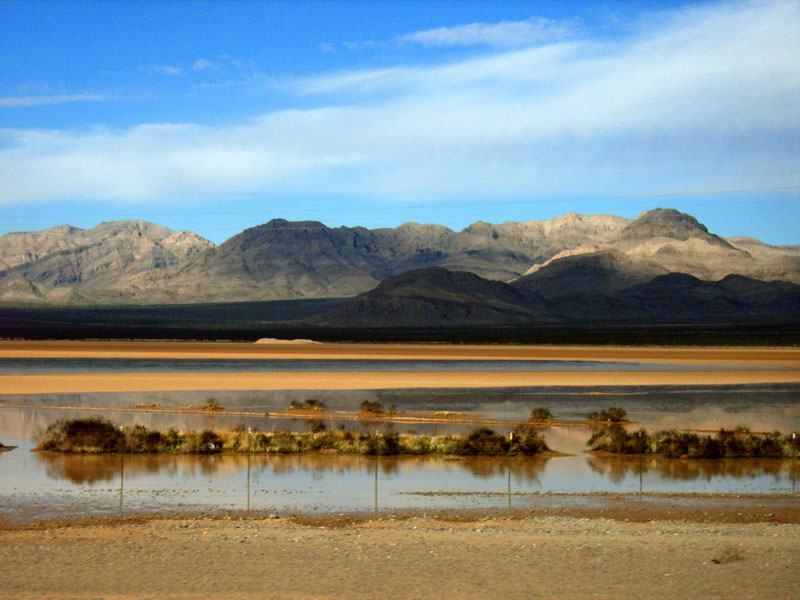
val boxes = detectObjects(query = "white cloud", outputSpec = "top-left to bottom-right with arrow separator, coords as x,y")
398,16 -> 572,47
192,58 -> 218,72
151,65 -> 184,76
0,94 -> 109,108
0,1 -> 798,206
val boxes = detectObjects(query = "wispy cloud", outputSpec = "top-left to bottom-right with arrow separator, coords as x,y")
0,94 -> 110,108
1,2 -> 798,206
151,65 -> 184,76
398,17 -> 573,47
192,58 -> 218,72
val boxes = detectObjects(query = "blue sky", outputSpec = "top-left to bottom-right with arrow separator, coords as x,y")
1,0 -> 798,245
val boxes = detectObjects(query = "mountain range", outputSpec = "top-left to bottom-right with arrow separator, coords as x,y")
1,208 -> 799,326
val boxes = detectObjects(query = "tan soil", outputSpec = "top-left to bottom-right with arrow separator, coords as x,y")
0,341 -> 798,395
1,367 -> 798,395
1,339 -> 799,366
1,510 -> 799,599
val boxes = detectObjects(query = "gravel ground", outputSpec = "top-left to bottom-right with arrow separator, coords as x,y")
1,512 -> 799,599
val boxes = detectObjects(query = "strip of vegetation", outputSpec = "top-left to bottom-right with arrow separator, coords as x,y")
288,398 -> 326,411
35,418 -> 549,456
586,407 -> 627,423
588,424 -> 799,458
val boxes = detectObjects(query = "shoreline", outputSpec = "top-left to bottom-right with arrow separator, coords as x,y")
1,339 -> 799,367
2,508 -> 799,599
1,367 -> 798,395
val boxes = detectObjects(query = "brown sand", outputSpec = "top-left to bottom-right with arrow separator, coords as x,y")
0,340 -> 797,394
1,512 -> 799,599
2,339 -> 799,366
1,367 -> 799,395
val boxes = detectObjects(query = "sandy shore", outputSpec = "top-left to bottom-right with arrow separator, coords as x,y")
2,511 -> 798,599
1,367 -> 799,395
2,339 -> 799,366
0,340 -> 797,394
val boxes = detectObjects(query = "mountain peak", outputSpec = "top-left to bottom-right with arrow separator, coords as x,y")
618,207 -> 732,248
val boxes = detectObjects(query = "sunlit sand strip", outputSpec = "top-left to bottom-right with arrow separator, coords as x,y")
1,340 -> 799,367
1,368 -> 799,396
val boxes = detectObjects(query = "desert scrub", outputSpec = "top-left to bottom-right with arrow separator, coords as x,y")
34,419 -> 550,456
359,400 -> 383,414
450,427 -> 549,456
588,424 -> 795,458
203,398 -> 224,411
530,407 -> 553,422
288,398 -> 326,411
586,407 -> 627,423
36,417 -> 124,453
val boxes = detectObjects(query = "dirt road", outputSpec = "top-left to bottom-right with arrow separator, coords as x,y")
1,513 -> 798,599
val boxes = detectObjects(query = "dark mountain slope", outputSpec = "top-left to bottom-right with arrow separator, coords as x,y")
310,267 -> 558,327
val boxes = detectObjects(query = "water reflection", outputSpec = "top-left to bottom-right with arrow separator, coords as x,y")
35,451 -> 553,485
586,454 -> 795,484
37,452 -> 228,484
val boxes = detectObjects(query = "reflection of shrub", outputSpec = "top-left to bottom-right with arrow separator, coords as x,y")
587,407 -> 627,422
530,407 -> 553,421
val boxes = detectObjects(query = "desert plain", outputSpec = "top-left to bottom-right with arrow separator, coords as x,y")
1,339 -> 799,598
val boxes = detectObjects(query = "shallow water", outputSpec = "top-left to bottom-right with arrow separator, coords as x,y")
2,383 -> 799,523
0,357 -> 764,375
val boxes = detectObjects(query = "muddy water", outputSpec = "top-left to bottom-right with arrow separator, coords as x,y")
2,383 -> 800,524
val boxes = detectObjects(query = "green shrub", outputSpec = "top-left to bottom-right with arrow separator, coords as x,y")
587,425 -> 650,454
587,407 -> 627,422
530,407 -> 553,421
204,398 -> 224,411
360,400 -> 383,414
509,426 -> 549,455
453,428 -> 510,456
590,426 -> 793,458
36,417 -> 124,453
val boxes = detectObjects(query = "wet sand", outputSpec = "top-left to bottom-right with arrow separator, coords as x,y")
0,340 -> 797,394
2,339 -> 799,366
1,367 -> 799,395
2,510 -> 799,599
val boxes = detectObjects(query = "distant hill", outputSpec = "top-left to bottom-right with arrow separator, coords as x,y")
310,267 -> 800,327
1,208 -> 798,306
0,221 -> 213,304
310,266 -> 556,327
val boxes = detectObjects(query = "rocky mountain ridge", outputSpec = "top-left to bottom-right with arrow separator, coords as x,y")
1,209 -> 798,305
